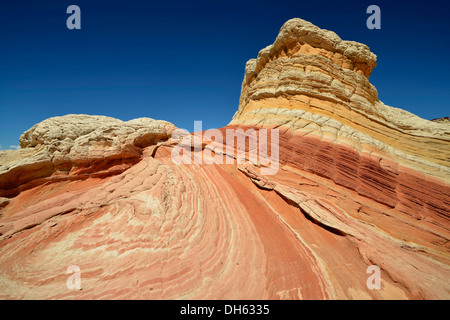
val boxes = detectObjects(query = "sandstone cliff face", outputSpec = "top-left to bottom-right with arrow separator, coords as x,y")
0,19 -> 449,300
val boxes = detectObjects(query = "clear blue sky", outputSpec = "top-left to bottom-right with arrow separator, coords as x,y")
1,0 -> 449,150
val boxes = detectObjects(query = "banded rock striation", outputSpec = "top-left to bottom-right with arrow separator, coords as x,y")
0,18 -> 449,300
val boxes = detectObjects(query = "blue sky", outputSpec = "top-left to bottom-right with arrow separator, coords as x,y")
1,0 -> 449,150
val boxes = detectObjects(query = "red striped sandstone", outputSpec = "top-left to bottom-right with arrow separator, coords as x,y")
0,18 -> 448,299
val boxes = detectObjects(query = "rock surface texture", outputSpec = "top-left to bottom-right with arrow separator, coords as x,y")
0,18 -> 449,299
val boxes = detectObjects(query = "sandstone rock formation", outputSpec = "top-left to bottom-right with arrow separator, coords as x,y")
0,115 -> 176,197
0,18 -> 449,300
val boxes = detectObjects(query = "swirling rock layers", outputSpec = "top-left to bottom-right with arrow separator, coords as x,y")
0,18 -> 449,299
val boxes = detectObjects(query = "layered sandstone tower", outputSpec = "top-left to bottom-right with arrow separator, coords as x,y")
231,18 -> 449,179
0,18 -> 449,300
230,18 -> 450,217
